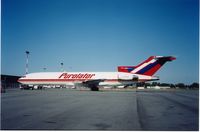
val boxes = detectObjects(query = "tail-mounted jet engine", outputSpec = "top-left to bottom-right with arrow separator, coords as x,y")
118,74 -> 138,81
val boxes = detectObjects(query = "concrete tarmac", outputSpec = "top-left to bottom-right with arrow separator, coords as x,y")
1,88 -> 199,130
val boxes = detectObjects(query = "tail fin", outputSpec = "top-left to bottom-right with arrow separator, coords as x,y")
118,56 -> 176,76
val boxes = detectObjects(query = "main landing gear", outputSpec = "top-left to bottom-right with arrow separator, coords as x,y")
90,85 -> 99,91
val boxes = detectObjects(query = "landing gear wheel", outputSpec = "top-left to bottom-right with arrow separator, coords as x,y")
90,85 -> 99,91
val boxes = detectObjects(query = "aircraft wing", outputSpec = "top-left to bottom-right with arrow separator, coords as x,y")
82,79 -> 105,91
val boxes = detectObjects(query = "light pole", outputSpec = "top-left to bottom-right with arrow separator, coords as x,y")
61,62 -> 64,72
25,51 -> 30,74
43,67 -> 47,72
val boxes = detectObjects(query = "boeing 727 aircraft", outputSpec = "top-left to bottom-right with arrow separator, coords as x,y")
18,56 -> 176,91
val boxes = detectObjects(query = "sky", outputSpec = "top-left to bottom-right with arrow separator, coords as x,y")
1,0 -> 199,84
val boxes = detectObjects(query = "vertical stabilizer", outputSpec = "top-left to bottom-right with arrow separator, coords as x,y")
118,56 -> 176,76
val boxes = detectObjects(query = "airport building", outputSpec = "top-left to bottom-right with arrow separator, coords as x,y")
1,75 -> 21,89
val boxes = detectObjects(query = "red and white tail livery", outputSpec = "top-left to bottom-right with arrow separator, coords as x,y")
118,56 -> 176,75
18,56 -> 176,91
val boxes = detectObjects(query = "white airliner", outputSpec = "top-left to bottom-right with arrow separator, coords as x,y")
18,56 -> 176,91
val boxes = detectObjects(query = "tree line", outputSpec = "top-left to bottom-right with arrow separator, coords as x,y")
137,82 -> 199,89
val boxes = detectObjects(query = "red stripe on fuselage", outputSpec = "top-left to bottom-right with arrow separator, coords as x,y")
18,79 -> 88,82
18,79 -> 151,83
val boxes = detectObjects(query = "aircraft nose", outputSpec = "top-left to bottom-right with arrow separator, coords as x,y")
18,77 -> 23,83
18,76 -> 26,83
